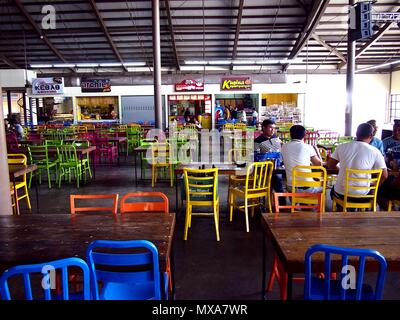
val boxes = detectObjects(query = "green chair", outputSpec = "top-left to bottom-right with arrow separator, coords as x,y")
28,145 -> 59,189
127,126 -> 143,154
58,145 -> 82,188
73,140 -> 92,181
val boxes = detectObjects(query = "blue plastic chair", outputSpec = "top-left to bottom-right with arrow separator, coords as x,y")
0,257 -> 90,300
304,244 -> 387,300
86,240 -> 168,300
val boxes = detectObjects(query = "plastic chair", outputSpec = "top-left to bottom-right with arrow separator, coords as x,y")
70,194 -> 119,215
266,192 -> 323,300
8,154 -> 31,213
120,192 -> 169,214
304,244 -> 387,300
183,168 -> 220,241
120,192 -> 172,291
58,145 -> 82,188
151,142 -> 175,187
0,257 -> 90,300
291,166 -> 327,212
28,145 -> 59,189
86,240 -> 168,300
229,161 -> 274,232
332,168 -> 383,212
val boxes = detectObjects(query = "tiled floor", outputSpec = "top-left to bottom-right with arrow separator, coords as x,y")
16,157 -> 400,300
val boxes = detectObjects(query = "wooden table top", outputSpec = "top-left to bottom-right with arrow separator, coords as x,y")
261,212 -> 400,273
0,213 -> 175,272
9,164 -> 38,178
174,162 -> 245,175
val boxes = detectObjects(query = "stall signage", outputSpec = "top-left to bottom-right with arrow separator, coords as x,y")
32,77 -> 64,95
175,79 -> 204,92
220,76 -> 252,91
81,79 -> 111,92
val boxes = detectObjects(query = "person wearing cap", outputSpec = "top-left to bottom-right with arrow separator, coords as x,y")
366,119 -> 384,155
382,119 -> 400,154
327,123 -> 388,207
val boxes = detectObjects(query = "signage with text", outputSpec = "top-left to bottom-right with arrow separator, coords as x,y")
81,79 -> 111,92
220,77 -> 252,91
175,79 -> 204,92
32,77 -> 64,95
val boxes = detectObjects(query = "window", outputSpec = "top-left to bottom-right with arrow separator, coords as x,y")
390,94 -> 400,123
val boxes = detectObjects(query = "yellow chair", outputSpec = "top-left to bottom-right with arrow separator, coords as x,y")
332,168 -> 383,212
222,123 -> 235,131
229,161 -> 274,232
151,142 -> 175,187
388,200 -> 400,211
292,166 -> 327,213
227,148 -> 251,201
8,154 -> 31,214
183,168 -> 220,241
234,123 -> 246,130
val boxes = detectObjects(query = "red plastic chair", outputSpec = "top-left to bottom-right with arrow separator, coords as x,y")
266,192 -> 323,300
120,192 -> 169,214
94,136 -> 118,164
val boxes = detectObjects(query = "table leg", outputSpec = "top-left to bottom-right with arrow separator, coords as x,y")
175,172 -> 178,220
35,173 -> 39,213
262,230 -> 266,300
287,273 -> 293,300
170,236 -> 175,300
134,151 -> 138,187
117,142 -> 120,166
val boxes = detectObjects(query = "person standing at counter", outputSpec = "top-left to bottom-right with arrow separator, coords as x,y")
109,104 -> 118,120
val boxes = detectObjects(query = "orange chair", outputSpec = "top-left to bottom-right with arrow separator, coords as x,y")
69,194 -> 119,215
266,192 -> 323,300
120,192 -> 169,214
119,192 -> 172,293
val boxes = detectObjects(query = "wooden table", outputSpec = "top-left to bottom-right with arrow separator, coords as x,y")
0,213 -> 176,300
9,164 -> 38,215
261,211 -> 400,300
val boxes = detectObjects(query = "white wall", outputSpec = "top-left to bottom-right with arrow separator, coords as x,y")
0,69 -> 36,88
392,70 -> 400,94
294,74 -> 390,136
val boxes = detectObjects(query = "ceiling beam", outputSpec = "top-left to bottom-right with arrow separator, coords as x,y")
312,32 -> 346,63
282,0 -> 330,72
13,0 -> 69,64
88,0 -> 128,72
338,8 -> 400,69
164,0 -> 180,70
0,55 -> 19,68
232,0 -> 245,62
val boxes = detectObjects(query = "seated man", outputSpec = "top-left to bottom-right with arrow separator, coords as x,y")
383,119 -> 400,154
254,119 -> 281,153
327,123 -> 388,209
281,125 -> 323,191
377,174 -> 400,210
254,119 -> 284,199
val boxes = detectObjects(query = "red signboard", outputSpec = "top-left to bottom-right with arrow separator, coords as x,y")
220,76 -> 252,91
175,79 -> 204,92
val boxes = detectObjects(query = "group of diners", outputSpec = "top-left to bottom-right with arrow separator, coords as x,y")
254,118 -> 400,211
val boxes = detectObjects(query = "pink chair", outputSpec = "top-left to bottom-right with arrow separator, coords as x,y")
94,136 -> 118,165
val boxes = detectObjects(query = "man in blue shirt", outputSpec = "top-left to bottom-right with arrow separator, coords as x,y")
367,119 -> 384,155
382,119 -> 400,154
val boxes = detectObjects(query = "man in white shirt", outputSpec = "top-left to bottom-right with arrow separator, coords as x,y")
281,125 -> 323,190
251,108 -> 258,126
327,123 -> 388,207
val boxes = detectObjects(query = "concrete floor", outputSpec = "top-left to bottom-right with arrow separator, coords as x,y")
17,156 -> 400,300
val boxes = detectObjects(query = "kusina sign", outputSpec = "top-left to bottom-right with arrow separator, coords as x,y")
220,76 -> 252,91
32,77 -> 64,95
